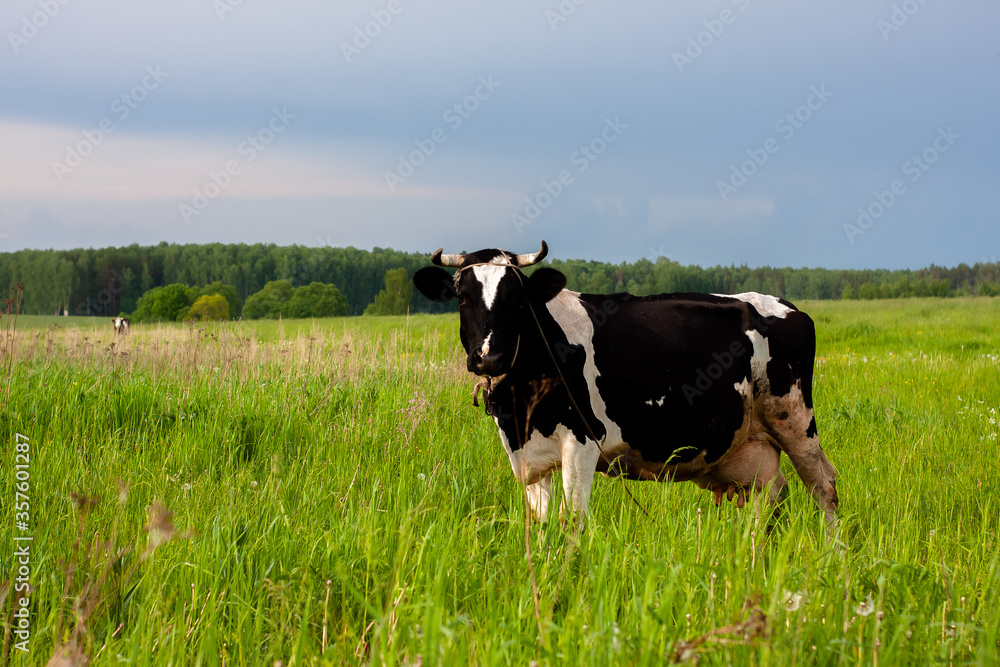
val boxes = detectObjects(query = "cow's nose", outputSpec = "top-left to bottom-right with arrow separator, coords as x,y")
472,352 -> 504,377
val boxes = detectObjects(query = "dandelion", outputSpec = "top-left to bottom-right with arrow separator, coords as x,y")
782,590 -> 804,612
855,593 -> 875,617
251,480 -> 258,488
417,473 -> 426,481
182,483 -> 192,492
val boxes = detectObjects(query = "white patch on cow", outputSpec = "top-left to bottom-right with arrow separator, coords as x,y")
645,395 -> 667,407
733,377 -> 753,400
745,329 -> 771,390
481,332 -> 492,357
496,417 -> 562,487
494,414 -> 601,521
715,291 -> 793,319
471,260 -> 511,310
544,290 -> 624,446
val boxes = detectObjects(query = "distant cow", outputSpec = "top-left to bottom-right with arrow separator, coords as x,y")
413,242 -> 838,526
112,317 -> 130,336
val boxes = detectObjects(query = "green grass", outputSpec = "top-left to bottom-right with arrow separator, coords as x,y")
2,299 -> 999,665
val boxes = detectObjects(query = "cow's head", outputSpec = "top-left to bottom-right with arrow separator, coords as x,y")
413,241 -> 566,377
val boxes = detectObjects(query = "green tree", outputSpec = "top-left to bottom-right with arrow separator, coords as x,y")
242,280 -> 294,319
858,282 -> 879,300
185,294 -> 229,321
132,283 -> 193,322
197,281 -> 242,319
365,268 -> 413,315
841,284 -> 857,300
977,281 -> 1000,297
286,282 -> 349,318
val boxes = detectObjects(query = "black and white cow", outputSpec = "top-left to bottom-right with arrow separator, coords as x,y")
112,317 -> 130,336
413,242 -> 838,525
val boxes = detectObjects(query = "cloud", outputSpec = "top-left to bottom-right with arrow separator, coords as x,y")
646,195 -> 774,231
0,119 -> 510,203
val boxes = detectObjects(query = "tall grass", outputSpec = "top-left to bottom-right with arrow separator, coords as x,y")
2,299 -> 999,664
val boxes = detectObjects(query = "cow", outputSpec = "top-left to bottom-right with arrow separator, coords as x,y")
112,316 -> 130,336
413,241 -> 838,527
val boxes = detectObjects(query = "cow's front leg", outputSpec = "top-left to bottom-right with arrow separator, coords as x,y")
525,474 -> 552,522
559,434 -> 601,518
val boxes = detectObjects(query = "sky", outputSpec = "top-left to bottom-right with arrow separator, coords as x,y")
1,0 -> 998,270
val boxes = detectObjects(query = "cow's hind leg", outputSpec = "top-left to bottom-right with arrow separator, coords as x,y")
758,467 -> 789,532
764,392 -> 838,529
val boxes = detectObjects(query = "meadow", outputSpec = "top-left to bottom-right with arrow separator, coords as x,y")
2,297 -> 999,665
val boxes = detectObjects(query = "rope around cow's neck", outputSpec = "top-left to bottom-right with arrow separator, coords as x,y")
456,256 -> 651,517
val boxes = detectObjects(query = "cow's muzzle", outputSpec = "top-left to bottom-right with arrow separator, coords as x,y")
469,351 -> 506,377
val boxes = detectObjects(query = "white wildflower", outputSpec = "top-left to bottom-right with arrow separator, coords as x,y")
855,593 -> 875,617
782,590 -> 804,612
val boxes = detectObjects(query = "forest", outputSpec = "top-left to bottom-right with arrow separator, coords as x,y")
1,242 -> 998,317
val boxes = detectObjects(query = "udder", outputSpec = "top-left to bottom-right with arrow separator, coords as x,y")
694,435 -> 781,507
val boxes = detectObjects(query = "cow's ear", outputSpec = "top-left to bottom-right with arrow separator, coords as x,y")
413,267 -> 457,302
527,268 -> 566,303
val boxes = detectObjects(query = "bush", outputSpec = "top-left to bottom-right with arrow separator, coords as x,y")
285,282 -> 349,318
197,281 -> 242,319
365,268 -> 412,316
185,295 -> 229,321
132,284 -> 192,322
977,281 -> 1000,297
242,280 -> 295,319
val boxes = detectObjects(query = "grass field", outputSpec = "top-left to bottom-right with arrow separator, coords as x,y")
2,298 -> 999,665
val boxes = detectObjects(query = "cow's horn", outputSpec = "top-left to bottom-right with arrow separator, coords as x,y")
431,248 -> 465,267
516,241 -> 548,267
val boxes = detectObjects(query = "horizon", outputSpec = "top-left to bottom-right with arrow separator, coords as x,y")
2,1 -> 998,270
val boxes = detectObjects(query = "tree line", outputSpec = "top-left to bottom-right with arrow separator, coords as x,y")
1,242 -> 997,317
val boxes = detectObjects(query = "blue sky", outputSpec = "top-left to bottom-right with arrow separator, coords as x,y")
1,0 -> 997,269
